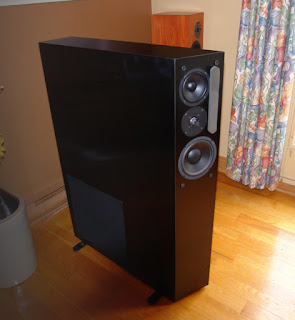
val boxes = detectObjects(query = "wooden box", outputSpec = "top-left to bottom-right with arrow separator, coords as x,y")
151,12 -> 204,48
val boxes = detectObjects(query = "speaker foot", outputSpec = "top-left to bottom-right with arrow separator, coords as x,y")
73,240 -> 87,252
147,291 -> 162,305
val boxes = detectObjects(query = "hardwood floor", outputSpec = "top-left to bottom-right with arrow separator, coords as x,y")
1,174 -> 295,320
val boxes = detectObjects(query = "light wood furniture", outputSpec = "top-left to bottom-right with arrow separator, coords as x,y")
1,173 -> 295,319
151,12 -> 204,48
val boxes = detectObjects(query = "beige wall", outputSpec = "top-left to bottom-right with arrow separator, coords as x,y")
152,0 -> 242,158
0,0 -> 151,203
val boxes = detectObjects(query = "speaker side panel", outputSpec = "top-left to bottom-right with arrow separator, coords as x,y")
151,12 -> 204,49
40,43 -> 176,299
188,13 -> 204,49
174,52 -> 224,300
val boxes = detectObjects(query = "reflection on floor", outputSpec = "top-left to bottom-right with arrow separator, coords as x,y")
1,174 -> 295,320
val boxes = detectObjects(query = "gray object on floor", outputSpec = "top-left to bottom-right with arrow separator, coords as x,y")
0,188 -> 37,288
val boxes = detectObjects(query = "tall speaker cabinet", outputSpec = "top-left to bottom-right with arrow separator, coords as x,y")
40,37 -> 223,302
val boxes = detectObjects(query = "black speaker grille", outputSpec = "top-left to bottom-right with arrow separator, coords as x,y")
66,174 -> 127,266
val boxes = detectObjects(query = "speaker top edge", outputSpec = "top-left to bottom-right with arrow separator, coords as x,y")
152,11 -> 204,16
39,37 -> 224,60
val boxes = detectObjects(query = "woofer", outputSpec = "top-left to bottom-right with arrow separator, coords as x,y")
179,69 -> 209,106
178,136 -> 217,180
192,41 -> 201,49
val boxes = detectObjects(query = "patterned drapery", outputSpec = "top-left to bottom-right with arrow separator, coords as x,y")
226,0 -> 295,191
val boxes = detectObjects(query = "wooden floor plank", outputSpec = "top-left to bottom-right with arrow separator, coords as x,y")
1,174 -> 295,319
0,290 -> 24,320
241,302 -> 283,320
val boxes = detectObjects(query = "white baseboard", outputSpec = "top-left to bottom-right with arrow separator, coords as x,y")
26,156 -> 294,225
218,156 -> 295,196
26,181 -> 68,224
218,155 -> 227,174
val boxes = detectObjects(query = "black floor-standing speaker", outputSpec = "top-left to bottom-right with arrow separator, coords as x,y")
40,37 -> 224,302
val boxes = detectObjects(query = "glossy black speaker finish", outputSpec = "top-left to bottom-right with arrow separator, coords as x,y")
40,37 -> 224,301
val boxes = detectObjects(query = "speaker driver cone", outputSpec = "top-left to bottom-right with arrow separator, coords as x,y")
180,69 -> 209,106
181,106 -> 207,137
178,137 -> 217,180
192,40 -> 201,49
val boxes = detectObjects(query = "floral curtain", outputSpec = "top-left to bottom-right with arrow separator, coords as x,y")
226,0 -> 295,191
